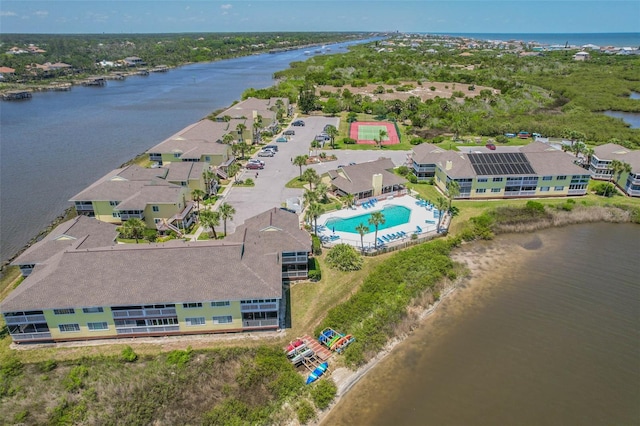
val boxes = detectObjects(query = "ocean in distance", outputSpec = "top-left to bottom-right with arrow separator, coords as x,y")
428,32 -> 640,47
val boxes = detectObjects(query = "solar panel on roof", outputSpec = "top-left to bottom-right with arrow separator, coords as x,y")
468,152 -> 535,176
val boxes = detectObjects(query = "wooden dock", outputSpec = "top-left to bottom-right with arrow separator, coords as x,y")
2,90 -> 32,100
301,335 -> 333,361
82,77 -> 106,87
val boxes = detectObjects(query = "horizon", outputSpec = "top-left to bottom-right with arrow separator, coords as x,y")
1,1 -> 638,34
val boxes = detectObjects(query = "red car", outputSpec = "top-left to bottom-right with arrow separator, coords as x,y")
486,143 -> 496,150
246,162 -> 264,170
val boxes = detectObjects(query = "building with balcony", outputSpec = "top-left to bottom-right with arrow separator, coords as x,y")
146,119 -> 234,167
1,208 -> 311,343
589,143 -> 640,197
412,141 -> 591,199
69,164 -> 195,233
327,158 -> 408,204
215,97 -> 291,143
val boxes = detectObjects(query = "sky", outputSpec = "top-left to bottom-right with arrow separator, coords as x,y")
1,1 -> 639,34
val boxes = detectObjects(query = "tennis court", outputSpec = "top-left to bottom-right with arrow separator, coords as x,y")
349,121 -> 400,145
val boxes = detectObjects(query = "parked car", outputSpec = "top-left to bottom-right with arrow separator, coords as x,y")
504,133 -> 516,138
486,143 -> 497,150
275,137 -> 288,143
248,159 -> 265,165
315,134 -> 330,142
283,129 -> 295,136
292,120 -> 305,126
264,145 -> 278,152
246,162 -> 264,169
258,150 -> 274,157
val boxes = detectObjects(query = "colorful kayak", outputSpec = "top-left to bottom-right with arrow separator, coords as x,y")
285,339 -> 305,356
330,334 -> 354,351
306,362 -> 329,385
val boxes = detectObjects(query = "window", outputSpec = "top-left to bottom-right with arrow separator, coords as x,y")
491,188 -> 501,193
87,322 -> 108,331
185,317 -> 206,326
109,200 -> 119,206
542,176 -> 553,181
82,307 -> 104,313
211,301 -> 230,307
475,188 -> 486,193
477,178 -> 488,183
173,153 -> 181,158
112,212 -> 121,218
205,156 -> 211,162
540,187 -> 550,192
181,181 -> 188,187
183,302 -> 202,309
212,316 -> 232,324
557,175 -> 567,180
54,308 -> 75,315
59,323 -> 80,332
554,186 -> 564,191
492,177 -> 503,182
152,205 -> 159,212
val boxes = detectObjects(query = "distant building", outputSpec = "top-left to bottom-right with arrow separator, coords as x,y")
589,143 -> 640,197
411,141 -> 591,199
573,51 -> 590,61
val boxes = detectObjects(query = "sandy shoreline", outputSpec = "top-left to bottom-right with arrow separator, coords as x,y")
313,234 -> 539,426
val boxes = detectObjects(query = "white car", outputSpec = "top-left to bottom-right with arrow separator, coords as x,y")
248,159 -> 265,165
258,150 -> 275,157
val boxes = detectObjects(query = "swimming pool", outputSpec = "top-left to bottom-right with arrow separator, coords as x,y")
324,205 -> 411,234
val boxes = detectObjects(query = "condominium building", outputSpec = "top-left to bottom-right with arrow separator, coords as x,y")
589,143 -> 640,197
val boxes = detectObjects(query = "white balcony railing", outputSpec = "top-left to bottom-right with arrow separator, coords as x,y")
282,255 -> 308,264
283,270 -> 308,279
243,319 -> 278,328
112,308 -> 177,318
11,332 -> 52,341
115,325 -> 180,335
241,303 -> 278,312
4,314 -> 46,325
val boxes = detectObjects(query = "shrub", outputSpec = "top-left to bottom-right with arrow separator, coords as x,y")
525,200 -> 545,214
397,165 -> 410,176
342,137 -> 356,145
120,346 -> 138,362
373,85 -> 385,94
39,359 -> 58,372
1,357 -> 23,378
166,347 -> 192,367
593,182 -> 615,196
410,137 -> 425,145
326,244 -> 363,271
430,86 -> 436,91
452,91 -> 465,98
297,400 -> 315,424
309,270 -> 322,281
310,379 -> 337,410
468,85 -> 476,91
63,365 -> 89,392
407,173 -> 418,184
495,135 -> 509,144
311,235 -> 322,255
244,178 -> 254,186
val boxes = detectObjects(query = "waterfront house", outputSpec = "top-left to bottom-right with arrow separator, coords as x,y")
327,158 -> 408,203
412,141 -> 591,199
69,164 -> 195,233
147,119 -> 234,168
589,143 -> 640,197
1,208 -> 311,343
11,216 -> 118,278
123,56 -> 146,67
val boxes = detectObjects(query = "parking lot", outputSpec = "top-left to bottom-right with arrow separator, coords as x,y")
221,116 -> 411,234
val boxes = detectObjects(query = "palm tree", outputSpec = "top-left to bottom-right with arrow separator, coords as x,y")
302,168 -> 319,191
368,211 -> 385,249
119,218 -> 146,243
199,209 -> 220,239
572,141 -> 586,158
293,155 -> 308,179
434,196 -> 448,232
236,123 -> 247,144
306,203 -> 323,236
355,223 -> 369,253
315,183 -> 329,203
607,159 -> 631,196
227,163 -> 240,183
583,147 -> 595,169
223,133 -> 235,145
219,202 -> 235,237
325,125 -> 338,149
342,193 -> 355,209
303,189 -> 319,207
252,114 -> 263,144
374,129 -> 388,149
445,180 -> 460,211
191,188 -> 205,214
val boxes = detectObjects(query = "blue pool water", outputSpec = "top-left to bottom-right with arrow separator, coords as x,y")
325,205 -> 411,234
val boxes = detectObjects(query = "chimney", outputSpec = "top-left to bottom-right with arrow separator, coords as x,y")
372,173 -> 383,196
445,160 -> 453,171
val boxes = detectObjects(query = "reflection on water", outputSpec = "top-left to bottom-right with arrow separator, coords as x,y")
603,110 -> 640,128
323,223 -> 640,426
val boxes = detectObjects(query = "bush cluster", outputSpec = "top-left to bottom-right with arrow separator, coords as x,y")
325,244 -> 363,271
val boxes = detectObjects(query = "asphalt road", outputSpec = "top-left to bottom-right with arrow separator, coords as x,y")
222,116 -> 411,234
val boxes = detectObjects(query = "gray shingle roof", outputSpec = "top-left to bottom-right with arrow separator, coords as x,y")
593,143 -> 640,170
216,97 -> 289,120
146,119 -> 233,160
328,158 -> 407,194
0,209 -> 306,313
411,143 -> 446,164
164,162 -> 206,183
11,216 -> 118,266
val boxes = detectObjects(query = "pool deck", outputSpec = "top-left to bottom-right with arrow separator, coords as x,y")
316,195 -> 442,251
